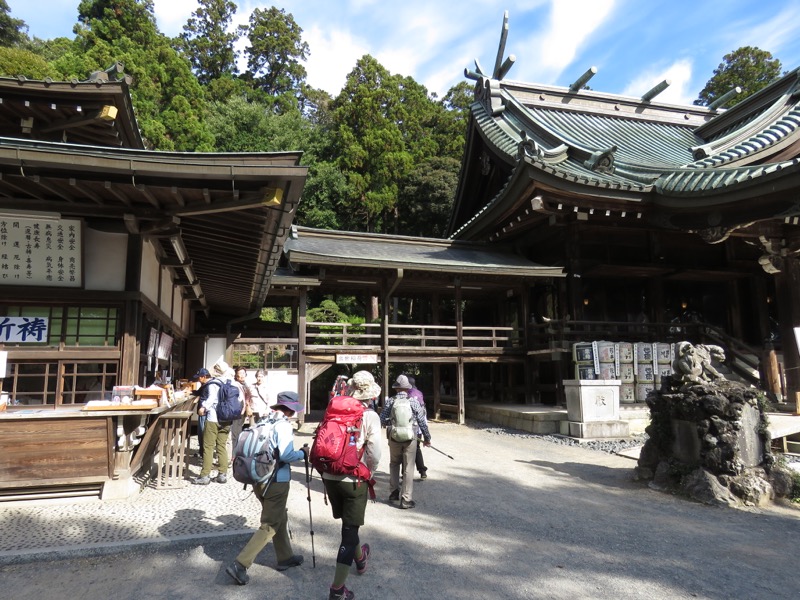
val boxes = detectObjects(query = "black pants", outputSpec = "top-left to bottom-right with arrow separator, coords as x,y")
415,441 -> 427,474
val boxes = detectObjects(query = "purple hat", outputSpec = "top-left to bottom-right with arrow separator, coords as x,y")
271,391 -> 304,414
193,368 -> 211,380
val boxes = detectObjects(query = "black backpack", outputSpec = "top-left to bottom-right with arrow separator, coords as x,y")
212,378 -> 243,422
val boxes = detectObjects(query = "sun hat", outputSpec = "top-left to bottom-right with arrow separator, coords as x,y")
392,374 -> 412,390
271,390 -> 304,413
350,370 -> 381,401
211,359 -> 231,378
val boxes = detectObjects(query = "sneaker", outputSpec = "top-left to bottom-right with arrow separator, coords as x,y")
400,499 -> 416,509
355,543 -> 370,575
420,470 -> 428,480
192,476 -> 211,485
225,561 -> 249,585
389,489 -> 400,502
329,585 -> 355,600
276,554 -> 304,571
215,474 -> 227,484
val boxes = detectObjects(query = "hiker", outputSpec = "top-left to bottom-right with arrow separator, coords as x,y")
249,369 -> 272,422
231,366 -> 250,442
406,375 -> 428,480
322,370 -> 382,600
191,367 -> 212,459
380,374 -> 431,509
225,391 -> 306,585
192,360 -> 234,485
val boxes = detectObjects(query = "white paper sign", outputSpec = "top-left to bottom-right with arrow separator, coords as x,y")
0,217 -> 82,287
0,317 -> 49,343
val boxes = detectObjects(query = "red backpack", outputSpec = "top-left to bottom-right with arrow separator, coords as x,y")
310,396 -> 372,482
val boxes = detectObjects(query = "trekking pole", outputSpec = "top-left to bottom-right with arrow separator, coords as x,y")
428,444 -> 455,460
303,444 -> 316,567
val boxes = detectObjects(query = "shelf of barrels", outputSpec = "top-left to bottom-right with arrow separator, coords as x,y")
573,340 -> 674,404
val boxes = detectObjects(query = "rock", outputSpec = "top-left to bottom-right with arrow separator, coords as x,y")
727,470 -> 773,507
681,468 -> 738,507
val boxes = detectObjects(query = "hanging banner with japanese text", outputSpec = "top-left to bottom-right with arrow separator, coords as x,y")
0,217 -> 82,287
0,317 -> 49,343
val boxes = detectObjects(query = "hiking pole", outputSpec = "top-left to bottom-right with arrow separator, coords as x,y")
428,444 -> 455,460
303,444 -> 316,568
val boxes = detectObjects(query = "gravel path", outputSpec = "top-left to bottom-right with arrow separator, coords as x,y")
1,420 -> 798,600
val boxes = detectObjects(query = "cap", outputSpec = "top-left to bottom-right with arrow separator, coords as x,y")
271,390 -> 304,414
193,368 -> 211,380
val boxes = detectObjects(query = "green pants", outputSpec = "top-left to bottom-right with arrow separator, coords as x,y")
200,420 -> 230,477
236,481 -> 295,567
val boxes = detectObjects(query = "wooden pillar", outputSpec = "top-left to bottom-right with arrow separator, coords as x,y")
774,257 -> 800,401
120,299 -> 141,385
381,285 -> 390,399
727,280 -> 743,339
432,293 -> 441,419
762,345 -> 783,399
456,357 -> 465,425
298,288 -> 308,417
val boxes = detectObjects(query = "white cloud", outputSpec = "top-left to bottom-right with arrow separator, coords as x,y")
621,59 -> 694,105
153,0 -> 200,36
515,0 -> 616,82
303,25 -> 369,96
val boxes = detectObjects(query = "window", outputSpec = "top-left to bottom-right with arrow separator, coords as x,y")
0,305 -> 119,347
6,360 -> 118,407
232,342 -> 298,370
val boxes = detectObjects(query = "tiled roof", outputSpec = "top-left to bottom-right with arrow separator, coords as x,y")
285,226 -> 564,278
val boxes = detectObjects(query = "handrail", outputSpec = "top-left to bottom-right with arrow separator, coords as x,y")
304,321 -> 523,349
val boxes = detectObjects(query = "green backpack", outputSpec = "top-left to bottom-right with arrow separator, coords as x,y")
390,396 -> 415,442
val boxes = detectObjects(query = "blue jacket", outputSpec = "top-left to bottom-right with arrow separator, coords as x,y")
271,414 -> 305,482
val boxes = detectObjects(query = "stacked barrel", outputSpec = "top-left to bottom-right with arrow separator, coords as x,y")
572,341 -> 675,403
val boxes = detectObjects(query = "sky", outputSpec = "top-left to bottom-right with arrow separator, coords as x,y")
7,0 -> 800,106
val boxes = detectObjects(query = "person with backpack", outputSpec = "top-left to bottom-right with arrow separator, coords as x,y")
380,374 -> 431,509
225,391 -> 306,586
192,359 -> 239,485
406,375 -> 428,480
318,370 -> 382,600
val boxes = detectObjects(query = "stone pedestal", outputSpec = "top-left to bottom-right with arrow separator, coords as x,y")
564,379 -> 629,438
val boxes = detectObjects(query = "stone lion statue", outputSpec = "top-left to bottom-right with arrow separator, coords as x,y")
672,342 -> 727,384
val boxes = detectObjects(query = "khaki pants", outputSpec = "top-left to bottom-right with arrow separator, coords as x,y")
236,481 -> 295,567
389,437 -> 418,503
200,420 -> 230,477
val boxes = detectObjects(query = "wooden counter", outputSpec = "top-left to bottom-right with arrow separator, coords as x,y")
0,405 -> 173,497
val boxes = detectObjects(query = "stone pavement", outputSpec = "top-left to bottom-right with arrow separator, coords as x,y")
1,420 -> 799,599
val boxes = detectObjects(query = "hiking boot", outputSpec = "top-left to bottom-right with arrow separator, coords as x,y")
355,543 -> 370,575
400,499 -> 416,509
389,489 -> 400,502
329,585 -> 355,600
192,475 -> 211,485
225,561 -> 249,585
276,554 -> 304,571
215,474 -> 227,484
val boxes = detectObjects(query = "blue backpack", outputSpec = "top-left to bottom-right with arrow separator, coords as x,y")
212,378 -> 243,422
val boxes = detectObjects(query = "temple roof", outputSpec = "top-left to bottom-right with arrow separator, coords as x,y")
449,53 -> 800,240
0,71 -> 144,149
282,226 -> 563,295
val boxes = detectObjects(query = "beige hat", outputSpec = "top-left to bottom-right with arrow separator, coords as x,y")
350,370 -> 381,401
211,359 -> 231,378
392,374 -> 412,390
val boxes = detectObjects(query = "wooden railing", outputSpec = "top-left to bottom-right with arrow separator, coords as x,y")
304,322 -> 523,350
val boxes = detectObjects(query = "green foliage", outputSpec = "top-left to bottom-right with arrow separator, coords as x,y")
73,0 -> 214,151
0,0 -> 27,47
242,6 -> 308,106
296,161 -> 349,230
0,46 -> 56,78
24,37 -> 76,63
260,306 -> 291,323
695,46 -> 783,108
176,0 -> 240,86
307,299 -> 349,323
396,156 -> 460,237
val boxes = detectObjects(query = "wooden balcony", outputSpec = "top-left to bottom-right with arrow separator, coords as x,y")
303,321 -> 525,358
